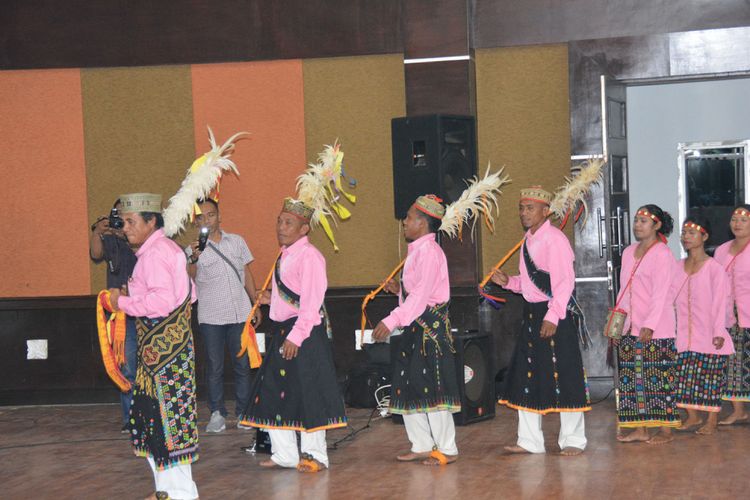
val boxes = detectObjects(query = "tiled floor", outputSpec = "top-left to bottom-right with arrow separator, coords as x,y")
1,400 -> 749,499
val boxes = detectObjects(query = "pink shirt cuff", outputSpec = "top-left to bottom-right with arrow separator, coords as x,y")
381,315 -> 398,332
543,309 -> 560,326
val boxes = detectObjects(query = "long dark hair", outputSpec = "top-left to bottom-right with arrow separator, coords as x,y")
639,204 -> 674,238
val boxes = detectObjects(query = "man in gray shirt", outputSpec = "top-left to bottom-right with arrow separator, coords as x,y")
187,198 -> 260,433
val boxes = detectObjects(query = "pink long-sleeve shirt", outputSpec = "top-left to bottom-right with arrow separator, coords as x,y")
382,233 -> 449,331
118,229 -> 196,318
671,257 -> 734,355
504,220 -> 574,325
270,236 -> 327,347
714,240 -> 750,328
616,242 -> 675,339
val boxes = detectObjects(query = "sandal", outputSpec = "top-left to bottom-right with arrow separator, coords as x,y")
422,450 -> 457,466
296,453 -> 327,473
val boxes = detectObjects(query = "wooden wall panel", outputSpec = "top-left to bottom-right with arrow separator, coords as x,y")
473,0 -> 750,48
404,60 -> 474,116
80,65 -> 197,292
1,0 -> 403,70
302,54 -> 407,287
475,45 -> 572,276
403,0 -> 469,58
190,60 -> 307,282
0,69 -> 90,297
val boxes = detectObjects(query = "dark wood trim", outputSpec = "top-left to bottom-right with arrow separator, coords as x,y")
0,0 -> 403,70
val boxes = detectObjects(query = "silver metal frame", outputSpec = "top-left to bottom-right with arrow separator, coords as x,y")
676,139 -> 750,255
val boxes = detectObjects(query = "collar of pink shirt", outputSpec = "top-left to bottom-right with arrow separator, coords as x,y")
135,228 -> 166,257
526,219 -> 552,240
281,235 -> 309,258
408,232 -> 436,253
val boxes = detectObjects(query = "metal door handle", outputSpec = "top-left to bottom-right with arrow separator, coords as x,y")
616,206 -> 624,254
597,207 -> 606,258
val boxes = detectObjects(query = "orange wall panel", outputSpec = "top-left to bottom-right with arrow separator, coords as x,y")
0,69 -> 90,297
191,60 -> 307,280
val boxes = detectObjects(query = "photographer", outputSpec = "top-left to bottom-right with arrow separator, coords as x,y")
89,199 -> 137,431
187,198 -> 261,434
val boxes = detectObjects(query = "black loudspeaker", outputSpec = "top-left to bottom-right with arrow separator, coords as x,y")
453,329 -> 495,425
391,115 -> 477,219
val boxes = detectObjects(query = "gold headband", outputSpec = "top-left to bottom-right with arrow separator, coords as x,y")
683,222 -> 707,235
636,208 -> 660,224
733,208 -> 750,218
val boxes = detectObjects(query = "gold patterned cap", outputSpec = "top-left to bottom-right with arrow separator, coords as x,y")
413,194 -> 445,219
282,197 -> 314,222
119,193 -> 162,214
520,186 -> 552,206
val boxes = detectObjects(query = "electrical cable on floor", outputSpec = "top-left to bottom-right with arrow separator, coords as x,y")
328,384 -> 392,450
590,387 -> 615,405
328,407 -> 378,450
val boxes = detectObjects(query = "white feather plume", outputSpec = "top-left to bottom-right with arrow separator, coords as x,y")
163,127 -> 248,237
548,158 -> 604,225
439,164 -> 511,239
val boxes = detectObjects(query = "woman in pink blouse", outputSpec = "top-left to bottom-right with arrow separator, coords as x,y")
615,204 -> 680,444
715,204 -> 750,425
672,215 -> 734,435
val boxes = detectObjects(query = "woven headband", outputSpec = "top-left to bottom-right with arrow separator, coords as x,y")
636,208 -> 661,224
683,222 -> 707,235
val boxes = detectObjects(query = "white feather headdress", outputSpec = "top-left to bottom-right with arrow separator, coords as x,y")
439,164 -> 511,239
163,127 -> 248,237
548,158 -> 604,226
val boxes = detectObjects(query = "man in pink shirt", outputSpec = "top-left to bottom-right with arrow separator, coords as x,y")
491,186 -> 590,456
373,195 -> 461,466
108,193 -> 199,500
239,198 -> 346,472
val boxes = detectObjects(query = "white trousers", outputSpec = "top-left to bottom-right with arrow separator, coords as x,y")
268,429 -> 329,468
516,409 -> 587,453
402,411 -> 458,456
146,457 -> 199,500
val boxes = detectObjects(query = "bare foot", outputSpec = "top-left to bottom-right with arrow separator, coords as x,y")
259,459 -> 282,468
560,447 -> 584,456
696,424 -> 717,435
718,413 -> 749,426
646,432 -> 674,445
504,445 -> 535,454
617,429 -> 650,443
396,451 -> 431,462
676,420 -> 702,432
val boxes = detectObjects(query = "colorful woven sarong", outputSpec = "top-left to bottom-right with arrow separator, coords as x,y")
617,336 -> 679,428
676,351 -> 728,412
128,292 -> 198,469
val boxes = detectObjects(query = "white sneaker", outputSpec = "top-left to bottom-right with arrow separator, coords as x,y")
206,410 -> 226,433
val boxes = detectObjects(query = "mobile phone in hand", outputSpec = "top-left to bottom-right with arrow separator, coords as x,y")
198,227 -> 209,251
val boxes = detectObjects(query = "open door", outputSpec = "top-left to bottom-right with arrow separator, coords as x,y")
573,76 -> 630,379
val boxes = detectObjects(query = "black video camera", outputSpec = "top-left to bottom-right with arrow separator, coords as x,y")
109,207 -> 124,230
